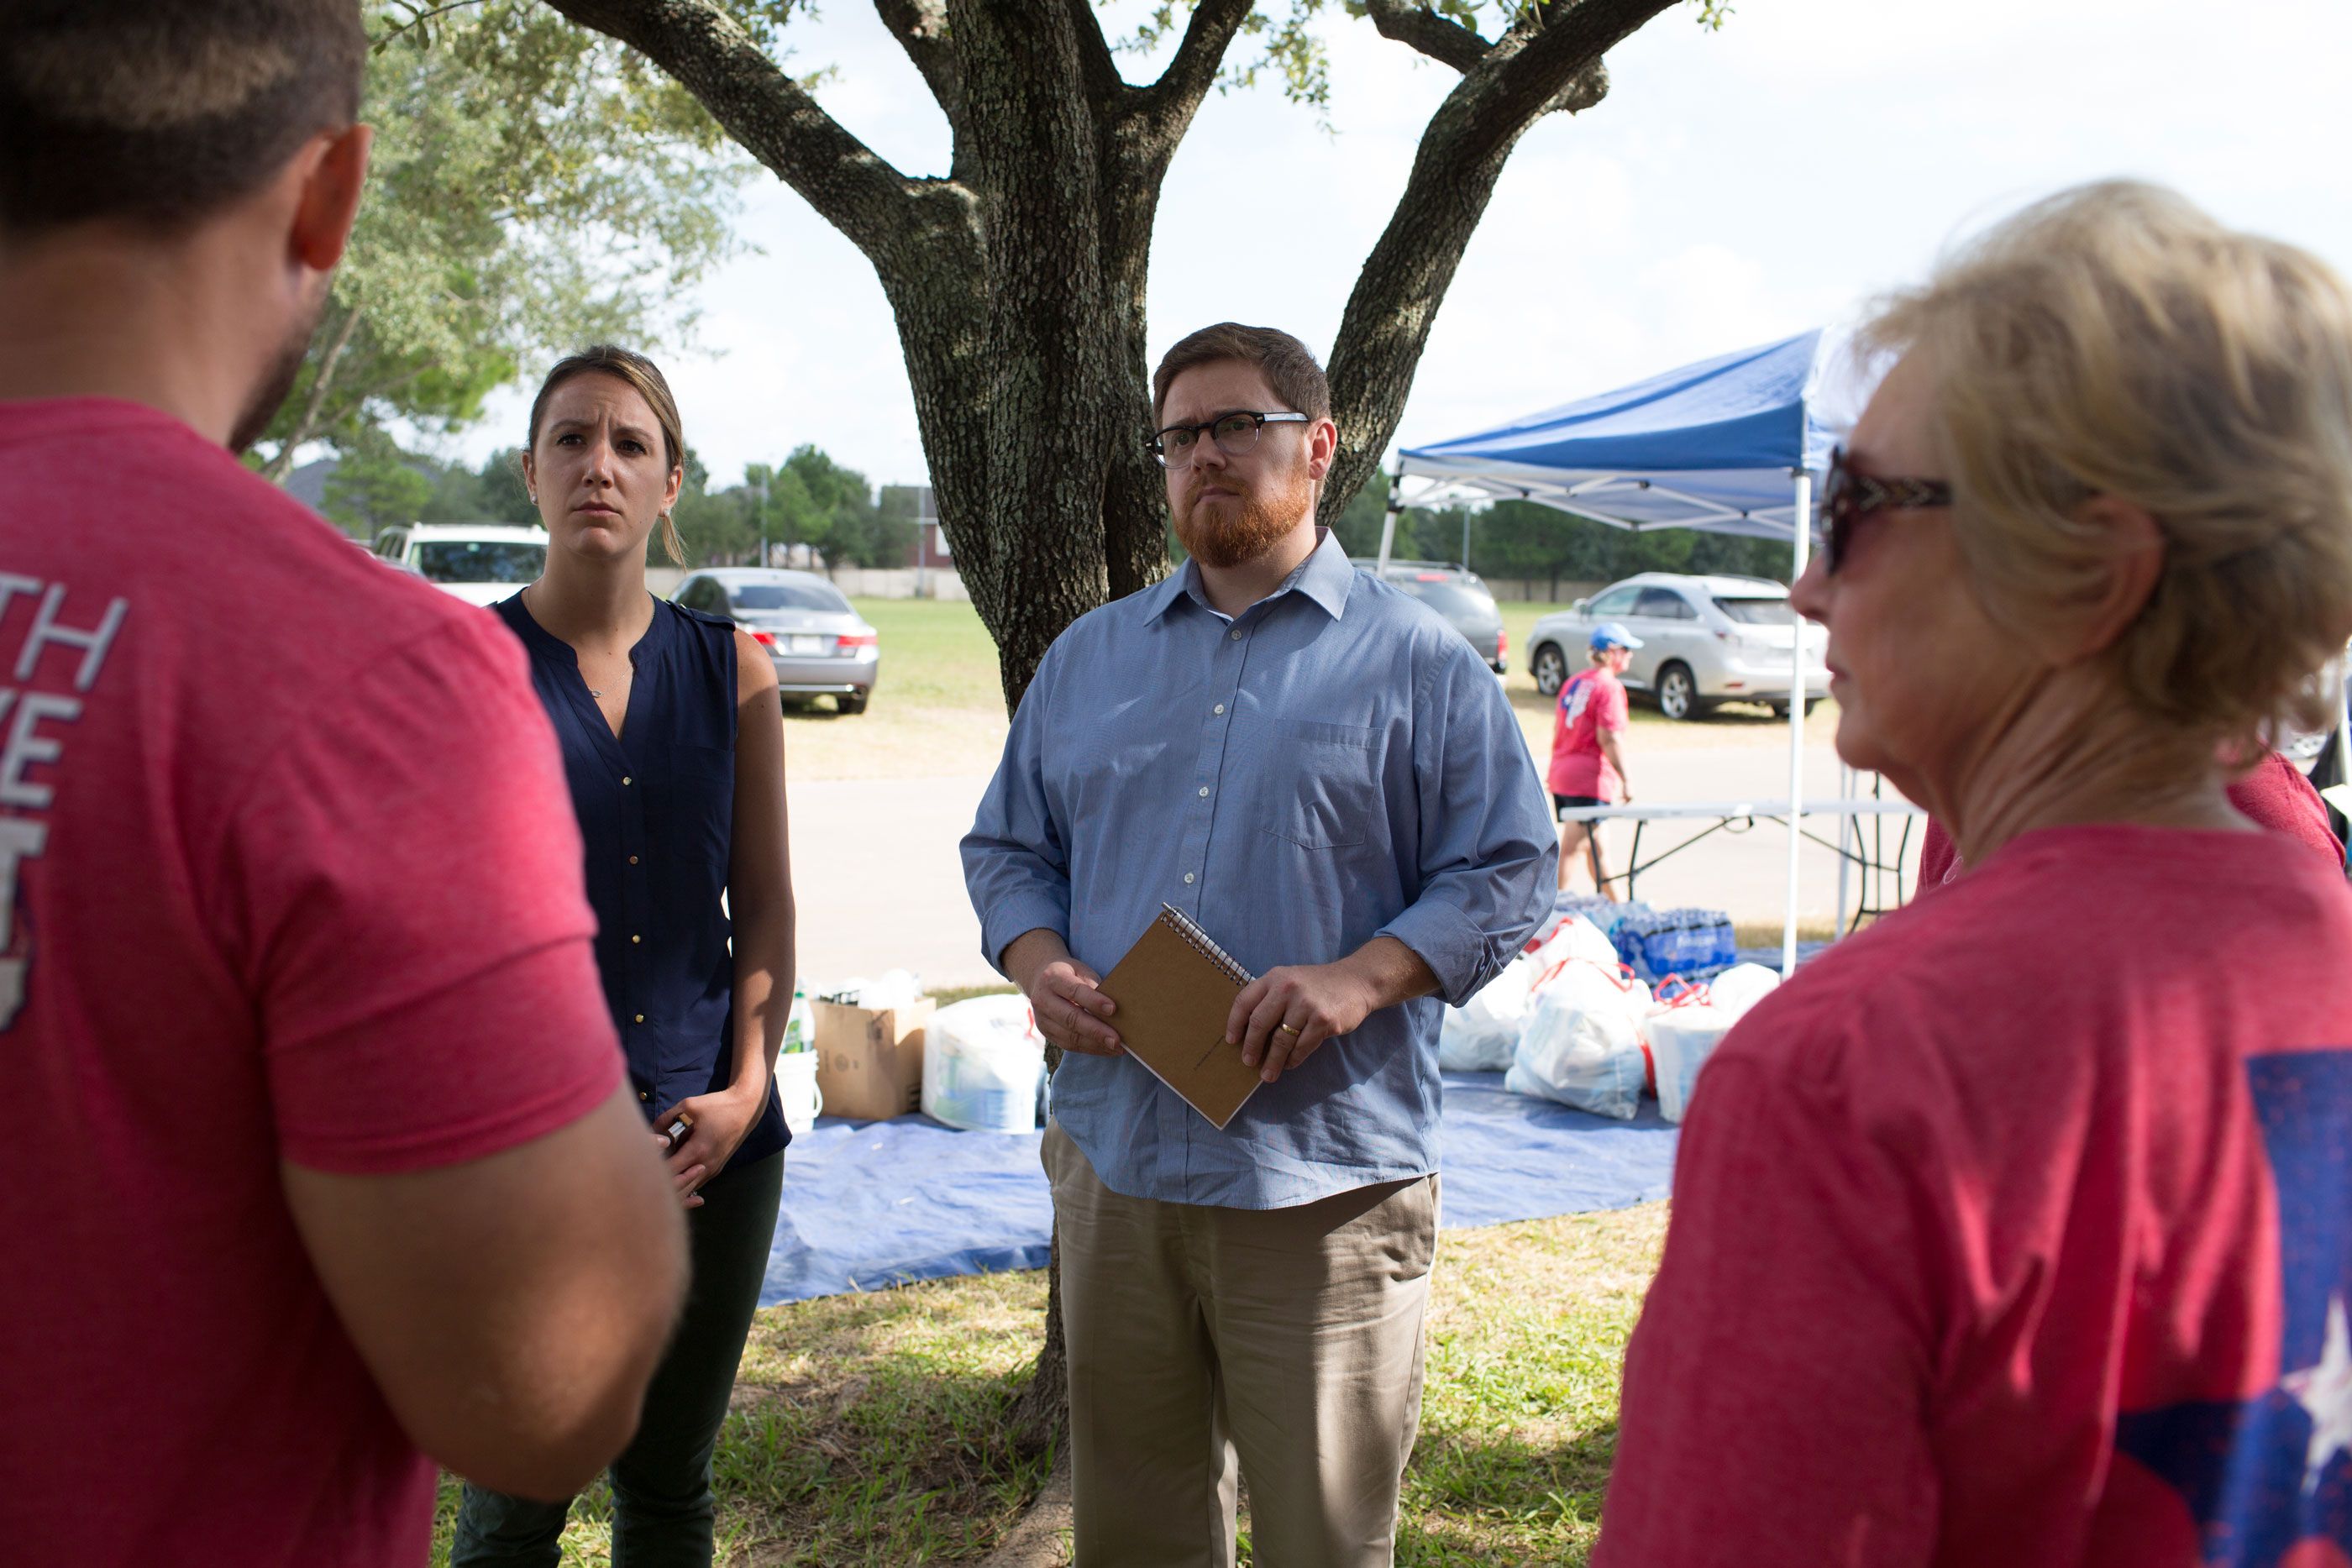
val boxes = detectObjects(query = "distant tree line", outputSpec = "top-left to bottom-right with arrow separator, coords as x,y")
1327,484 -> 1794,591
316,437 -> 916,569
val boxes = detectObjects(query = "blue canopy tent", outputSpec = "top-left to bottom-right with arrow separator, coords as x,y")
1383,329 -> 1872,972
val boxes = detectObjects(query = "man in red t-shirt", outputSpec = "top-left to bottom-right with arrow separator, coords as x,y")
1549,621 -> 1638,894
0,7 -> 687,1563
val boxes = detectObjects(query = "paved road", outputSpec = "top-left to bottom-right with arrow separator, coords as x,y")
788,742 -> 1924,994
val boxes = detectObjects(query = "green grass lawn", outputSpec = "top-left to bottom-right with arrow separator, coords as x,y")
428,1204 -> 1667,1565
785,596 -> 1832,784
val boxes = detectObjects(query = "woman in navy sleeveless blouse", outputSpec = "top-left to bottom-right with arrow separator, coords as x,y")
457,348 -> 795,1567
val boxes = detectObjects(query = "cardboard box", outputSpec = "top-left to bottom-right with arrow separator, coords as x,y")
812,997 -> 937,1122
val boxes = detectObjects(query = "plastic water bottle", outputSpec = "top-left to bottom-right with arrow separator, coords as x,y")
783,981 -> 814,1053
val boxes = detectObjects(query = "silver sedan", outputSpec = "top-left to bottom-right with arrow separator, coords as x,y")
673,568 -> 881,714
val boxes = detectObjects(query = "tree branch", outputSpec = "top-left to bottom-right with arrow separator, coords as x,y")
1128,0 -> 1257,146
264,302 -> 365,483
872,0 -> 963,127
1319,0 -> 1677,522
1061,0 -> 1125,114
1467,0 -> 1667,162
541,0 -> 932,260
1361,0 -> 1490,73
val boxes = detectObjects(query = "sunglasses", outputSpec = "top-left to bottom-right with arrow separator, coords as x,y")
1819,445 -> 1953,574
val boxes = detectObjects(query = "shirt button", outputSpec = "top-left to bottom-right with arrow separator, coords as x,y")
634,1013 -> 645,1024
1184,872 -> 1196,884
1198,786 -> 1210,798
1214,704 -> 1226,715
622,775 -> 633,786
628,855 -> 639,864
1230,628 -> 1242,641
638,1090 -> 649,1102
632,933 -> 643,944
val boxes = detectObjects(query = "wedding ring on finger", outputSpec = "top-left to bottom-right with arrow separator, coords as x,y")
1276,1022 -> 1303,1038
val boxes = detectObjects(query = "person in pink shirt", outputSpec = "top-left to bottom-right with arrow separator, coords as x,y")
1598,181 -> 2352,1566
1917,748 -> 2343,891
1549,621 -> 1639,894
0,4 -> 688,1564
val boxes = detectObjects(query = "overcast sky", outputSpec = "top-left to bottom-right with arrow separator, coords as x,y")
448,0 -> 2352,491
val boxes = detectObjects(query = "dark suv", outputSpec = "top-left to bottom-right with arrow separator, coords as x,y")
1351,559 -> 1507,673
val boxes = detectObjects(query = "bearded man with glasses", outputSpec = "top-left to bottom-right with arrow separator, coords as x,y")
963,323 -> 1556,1565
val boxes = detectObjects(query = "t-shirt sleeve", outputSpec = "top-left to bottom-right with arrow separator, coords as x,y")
213,612 -> 621,1174
1599,676 -> 1630,732
1595,1048 -> 1942,1568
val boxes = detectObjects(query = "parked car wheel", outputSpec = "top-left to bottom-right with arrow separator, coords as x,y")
1531,642 -> 1568,697
837,691 -> 869,716
1656,662 -> 1702,721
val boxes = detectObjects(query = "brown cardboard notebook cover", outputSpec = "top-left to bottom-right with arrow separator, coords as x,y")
1097,905 -> 1264,1130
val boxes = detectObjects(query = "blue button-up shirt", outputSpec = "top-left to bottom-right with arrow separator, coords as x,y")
961,531 -> 1556,1209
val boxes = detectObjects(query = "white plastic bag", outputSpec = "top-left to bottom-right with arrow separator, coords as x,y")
1706,962 -> 1781,1020
1440,955 -> 1537,1072
1648,1004 -> 1740,1124
1525,914 -> 1621,978
922,994 -> 1047,1133
1504,961 -> 1653,1120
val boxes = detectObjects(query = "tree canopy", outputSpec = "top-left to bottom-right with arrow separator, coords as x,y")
251,3 -> 754,481
537,0 -> 1724,710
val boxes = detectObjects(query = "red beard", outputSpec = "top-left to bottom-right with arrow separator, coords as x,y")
1173,463 -> 1314,569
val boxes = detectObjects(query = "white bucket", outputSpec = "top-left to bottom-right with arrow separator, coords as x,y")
775,1050 -> 823,1135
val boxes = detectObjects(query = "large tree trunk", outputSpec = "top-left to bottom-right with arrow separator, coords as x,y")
544,0 -> 1684,1466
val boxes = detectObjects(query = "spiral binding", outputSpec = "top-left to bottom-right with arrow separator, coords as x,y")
1158,903 -> 1256,988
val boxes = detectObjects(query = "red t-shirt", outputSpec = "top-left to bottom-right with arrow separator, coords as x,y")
1598,824 -> 2352,1566
1917,749 -> 2342,889
0,401 -> 623,1565
1549,666 -> 1629,800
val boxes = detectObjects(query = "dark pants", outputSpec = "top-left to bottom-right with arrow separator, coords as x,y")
453,1151 -> 785,1568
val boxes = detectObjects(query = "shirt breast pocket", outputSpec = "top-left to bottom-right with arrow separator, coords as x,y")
1261,720 -> 1378,851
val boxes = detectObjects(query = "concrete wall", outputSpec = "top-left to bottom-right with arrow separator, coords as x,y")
649,564 -> 970,602
823,566 -> 970,601
1480,577 -> 1609,605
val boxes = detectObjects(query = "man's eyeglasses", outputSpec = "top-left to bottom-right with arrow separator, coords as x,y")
1148,411 -> 1309,469
1818,445 -> 1953,574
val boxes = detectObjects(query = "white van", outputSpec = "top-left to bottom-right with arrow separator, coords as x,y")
369,522 -> 549,607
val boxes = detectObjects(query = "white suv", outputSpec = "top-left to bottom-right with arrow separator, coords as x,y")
369,522 -> 548,607
1526,573 -> 1830,721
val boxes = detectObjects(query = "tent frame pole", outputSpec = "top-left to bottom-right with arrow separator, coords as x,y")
1782,469 -> 1813,977
1376,467 -> 1404,573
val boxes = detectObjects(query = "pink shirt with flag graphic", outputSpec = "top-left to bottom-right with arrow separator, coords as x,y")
1598,822 -> 2352,1568
1548,665 -> 1628,800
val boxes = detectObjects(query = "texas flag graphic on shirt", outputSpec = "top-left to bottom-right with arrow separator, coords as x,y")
2118,1051 -> 2352,1565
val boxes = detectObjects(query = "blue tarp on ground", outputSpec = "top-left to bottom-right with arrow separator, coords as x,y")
759,1070 -> 1679,1306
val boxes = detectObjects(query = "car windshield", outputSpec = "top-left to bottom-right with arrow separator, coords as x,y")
1396,579 -> 1497,620
729,582 -> 852,614
415,540 -> 544,585
1712,595 -> 1796,625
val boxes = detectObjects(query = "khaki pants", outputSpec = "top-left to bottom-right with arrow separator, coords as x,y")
1043,1120 -> 1439,1568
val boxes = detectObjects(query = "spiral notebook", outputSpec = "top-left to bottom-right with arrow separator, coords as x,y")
1095,903 -> 1265,1130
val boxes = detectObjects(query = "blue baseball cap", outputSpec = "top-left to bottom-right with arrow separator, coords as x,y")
1590,621 -> 1643,651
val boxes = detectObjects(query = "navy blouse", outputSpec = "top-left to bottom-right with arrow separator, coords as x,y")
495,593 -> 788,1179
